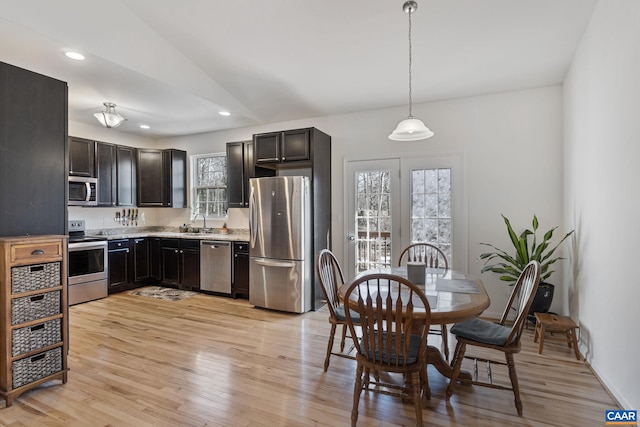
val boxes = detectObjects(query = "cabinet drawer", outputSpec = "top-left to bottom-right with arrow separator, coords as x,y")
11,262 -> 61,294
108,239 -> 129,250
234,241 -> 249,253
12,318 -> 62,357
10,241 -> 63,263
11,292 -> 61,326
12,347 -> 63,389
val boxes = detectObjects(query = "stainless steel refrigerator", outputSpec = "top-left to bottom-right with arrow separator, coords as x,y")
249,176 -> 312,313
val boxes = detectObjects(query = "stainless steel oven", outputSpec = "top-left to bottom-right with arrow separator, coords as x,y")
68,220 -> 108,305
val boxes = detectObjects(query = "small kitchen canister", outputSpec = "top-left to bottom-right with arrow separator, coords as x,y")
406,261 -> 426,285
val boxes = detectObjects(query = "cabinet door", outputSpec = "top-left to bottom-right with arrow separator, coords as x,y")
226,141 -> 245,208
180,248 -> 200,290
137,149 -> 164,207
149,238 -> 162,282
95,142 -> 117,206
108,248 -> 130,293
133,238 -> 150,283
116,146 -> 136,206
243,142 -> 255,207
161,244 -> 180,287
281,128 -> 310,162
254,132 -> 280,164
69,136 -> 95,177
163,149 -> 187,208
232,242 -> 250,299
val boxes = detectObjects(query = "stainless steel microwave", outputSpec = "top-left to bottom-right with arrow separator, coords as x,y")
68,176 -> 98,206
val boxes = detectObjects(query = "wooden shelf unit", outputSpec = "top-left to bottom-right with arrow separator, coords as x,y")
0,235 -> 68,407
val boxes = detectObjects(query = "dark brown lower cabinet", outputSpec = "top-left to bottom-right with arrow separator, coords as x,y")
108,239 -> 132,294
232,241 -> 249,299
160,238 -> 199,290
133,238 -> 150,284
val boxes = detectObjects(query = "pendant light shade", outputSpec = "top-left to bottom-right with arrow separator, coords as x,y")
389,1 -> 434,141
389,117 -> 434,141
93,102 -> 126,128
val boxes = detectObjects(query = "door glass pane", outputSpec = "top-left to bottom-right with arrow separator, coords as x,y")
410,168 -> 452,262
355,170 -> 392,273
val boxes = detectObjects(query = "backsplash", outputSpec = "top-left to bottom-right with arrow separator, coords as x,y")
68,207 -> 249,231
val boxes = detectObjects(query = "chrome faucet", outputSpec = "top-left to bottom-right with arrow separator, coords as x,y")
192,213 -> 210,233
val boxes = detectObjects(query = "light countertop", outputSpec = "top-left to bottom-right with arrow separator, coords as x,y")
87,227 -> 250,242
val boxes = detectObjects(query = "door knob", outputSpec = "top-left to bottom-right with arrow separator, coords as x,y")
348,235 -> 355,241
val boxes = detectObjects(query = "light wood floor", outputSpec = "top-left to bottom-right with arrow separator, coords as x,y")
0,289 -> 617,426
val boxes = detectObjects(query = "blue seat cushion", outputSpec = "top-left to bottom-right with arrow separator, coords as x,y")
335,306 -> 361,322
360,332 -> 422,365
451,318 -> 511,346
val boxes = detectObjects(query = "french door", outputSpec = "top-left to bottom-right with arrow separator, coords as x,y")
345,159 -> 400,278
345,154 -> 466,278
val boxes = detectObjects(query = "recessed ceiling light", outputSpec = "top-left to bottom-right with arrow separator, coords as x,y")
65,51 -> 85,61
139,124 -> 150,129
218,111 -> 231,116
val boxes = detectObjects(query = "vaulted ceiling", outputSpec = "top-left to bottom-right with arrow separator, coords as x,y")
0,0 -> 597,137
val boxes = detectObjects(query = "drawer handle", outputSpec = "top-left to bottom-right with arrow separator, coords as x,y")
31,324 -> 45,332
30,265 -> 45,272
31,354 -> 46,362
30,295 -> 45,302
31,249 -> 45,256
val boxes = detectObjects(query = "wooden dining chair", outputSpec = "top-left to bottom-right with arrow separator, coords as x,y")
398,242 -> 451,362
316,249 -> 359,371
343,273 -> 432,427
446,260 -> 541,416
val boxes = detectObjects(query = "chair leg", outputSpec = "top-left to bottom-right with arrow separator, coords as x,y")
446,341 -> 466,399
410,371 -> 423,427
324,323 -> 337,372
420,363 -> 431,401
505,353 -> 523,416
340,324 -> 348,352
352,364 -> 364,427
441,324 -> 449,362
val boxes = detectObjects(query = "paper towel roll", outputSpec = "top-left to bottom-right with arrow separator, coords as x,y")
407,261 -> 426,284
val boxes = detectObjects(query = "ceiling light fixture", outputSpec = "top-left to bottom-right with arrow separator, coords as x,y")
218,111 -> 231,116
389,1 -> 434,141
139,124 -> 150,129
64,51 -> 85,61
93,102 -> 126,128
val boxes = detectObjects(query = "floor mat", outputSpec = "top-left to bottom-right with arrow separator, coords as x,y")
129,286 -> 198,301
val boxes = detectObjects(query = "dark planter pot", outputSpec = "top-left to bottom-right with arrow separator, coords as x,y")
527,282 -> 555,323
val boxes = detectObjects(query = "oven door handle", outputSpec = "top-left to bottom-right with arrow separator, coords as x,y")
68,241 -> 108,250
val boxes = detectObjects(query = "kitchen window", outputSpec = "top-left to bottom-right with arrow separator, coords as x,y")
191,153 -> 227,218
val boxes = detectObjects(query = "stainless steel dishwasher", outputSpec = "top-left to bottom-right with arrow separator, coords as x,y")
200,240 -> 232,294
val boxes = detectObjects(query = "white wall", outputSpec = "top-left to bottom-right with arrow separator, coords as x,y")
159,85 -> 565,318
564,0 -> 640,410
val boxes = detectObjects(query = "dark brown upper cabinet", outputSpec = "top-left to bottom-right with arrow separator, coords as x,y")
116,145 -> 136,206
137,148 -> 186,208
69,136 -> 95,177
95,141 -> 117,206
254,128 -> 310,165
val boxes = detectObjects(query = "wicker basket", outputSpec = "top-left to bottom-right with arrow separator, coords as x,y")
12,318 -> 62,357
11,262 -> 61,294
12,347 -> 62,389
11,291 -> 61,325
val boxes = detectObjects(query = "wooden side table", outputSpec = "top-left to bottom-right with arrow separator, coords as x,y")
533,312 -> 581,360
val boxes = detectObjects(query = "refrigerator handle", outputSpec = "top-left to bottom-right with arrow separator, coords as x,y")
249,184 -> 257,244
255,259 -> 296,268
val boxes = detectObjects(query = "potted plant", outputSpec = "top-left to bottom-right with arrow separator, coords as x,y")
478,214 -> 574,319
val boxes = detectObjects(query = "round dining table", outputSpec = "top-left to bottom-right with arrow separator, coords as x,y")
338,266 -> 490,381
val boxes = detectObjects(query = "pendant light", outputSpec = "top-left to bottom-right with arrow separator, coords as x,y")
389,1 -> 434,141
93,102 -> 126,128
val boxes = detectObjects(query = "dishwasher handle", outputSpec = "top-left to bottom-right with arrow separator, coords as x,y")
201,241 -> 230,249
